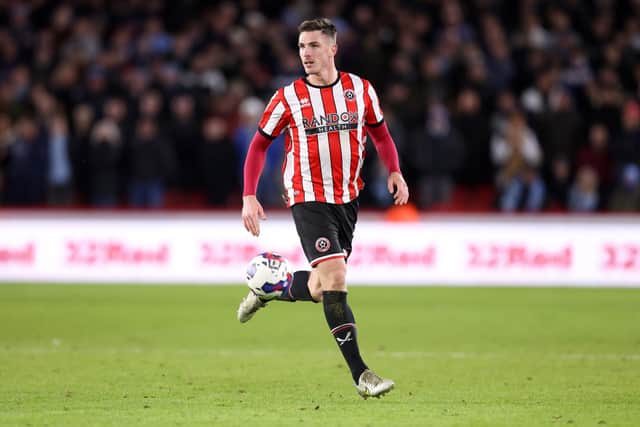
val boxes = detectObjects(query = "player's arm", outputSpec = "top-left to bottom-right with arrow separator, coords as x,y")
242,87 -> 290,236
242,130 -> 273,236
367,121 -> 409,205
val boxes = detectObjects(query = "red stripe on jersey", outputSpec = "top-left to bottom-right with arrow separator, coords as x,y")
294,80 -> 325,203
340,74 -> 360,201
292,124 -> 305,205
319,84 -> 344,203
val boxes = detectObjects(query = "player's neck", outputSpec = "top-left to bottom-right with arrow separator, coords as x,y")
306,67 -> 339,87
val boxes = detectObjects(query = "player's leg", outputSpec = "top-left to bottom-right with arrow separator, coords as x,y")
316,257 -> 394,398
237,267 -> 321,323
315,257 -> 366,379
238,202 -> 333,321
236,290 -> 268,323
308,269 -> 323,301
277,269 -> 322,302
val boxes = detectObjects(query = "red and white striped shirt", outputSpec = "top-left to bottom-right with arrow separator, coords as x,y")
258,72 -> 384,207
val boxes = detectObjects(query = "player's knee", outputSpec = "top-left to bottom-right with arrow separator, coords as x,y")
321,267 -> 347,291
308,270 -> 323,302
315,258 -> 347,292
310,287 -> 323,302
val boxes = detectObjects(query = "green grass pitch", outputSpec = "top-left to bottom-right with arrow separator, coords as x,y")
1,284 -> 639,426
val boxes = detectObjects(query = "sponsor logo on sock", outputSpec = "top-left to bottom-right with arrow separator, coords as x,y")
336,330 -> 353,346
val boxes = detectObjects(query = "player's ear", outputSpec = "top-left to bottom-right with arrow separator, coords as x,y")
331,43 -> 337,56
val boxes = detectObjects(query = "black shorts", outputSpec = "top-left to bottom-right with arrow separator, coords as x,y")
290,199 -> 359,267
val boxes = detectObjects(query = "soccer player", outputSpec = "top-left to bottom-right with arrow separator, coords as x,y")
237,18 -> 409,399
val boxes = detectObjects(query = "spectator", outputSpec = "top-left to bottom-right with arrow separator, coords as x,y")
82,66 -> 109,115
70,104 -> 95,203
521,67 -> 561,115
608,100 -> 640,211
546,156 -> 572,210
576,124 -> 614,208
407,101 -> 465,208
137,90 -> 164,121
30,84 -> 58,121
46,113 -> 73,205
453,87 -> 492,187
608,164 -> 640,211
586,66 -> 625,134
103,97 -> 130,139
561,46 -> 593,100
128,117 -> 175,208
491,90 -> 518,137
3,114 -> 48,206
414,55 -> 450,122
536,89 -> 582,199
0,113 -> 14,203
482,14 -> 514,92
103,96 -> 132,198
168,93 -> 201,195
200,116 -> 236,206
491,110 -> 545,212
88,119 -> 122,208
438,1 -> 475,45
7,66 -> 32,105
538,89 -> 582,163
611,100 -> 640,179
512,9 -> 551,51
568,166 -> 600,212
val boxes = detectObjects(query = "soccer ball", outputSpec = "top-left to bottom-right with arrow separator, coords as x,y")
245,252 -> 292,300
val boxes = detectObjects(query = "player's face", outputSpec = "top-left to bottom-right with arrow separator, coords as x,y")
298,31 -> 336,76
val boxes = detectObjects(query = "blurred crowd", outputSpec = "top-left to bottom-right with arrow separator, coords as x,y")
1,0 -> 640,212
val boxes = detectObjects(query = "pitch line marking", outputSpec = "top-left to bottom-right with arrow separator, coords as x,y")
1,347 -> 639,361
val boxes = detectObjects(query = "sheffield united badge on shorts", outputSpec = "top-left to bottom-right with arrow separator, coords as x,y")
315,237 -> 331,252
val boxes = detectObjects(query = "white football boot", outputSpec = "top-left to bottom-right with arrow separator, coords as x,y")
237,291 -> 268,323
355,369 -> 395,399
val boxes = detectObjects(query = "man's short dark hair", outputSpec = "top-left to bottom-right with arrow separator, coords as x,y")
298,18 -> 337,41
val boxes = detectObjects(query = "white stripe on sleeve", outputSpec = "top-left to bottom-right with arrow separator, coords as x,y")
367,83 -> 384,123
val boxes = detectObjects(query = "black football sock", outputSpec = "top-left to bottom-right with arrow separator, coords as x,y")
322,290 -> 368,383
277,270 -> 317,302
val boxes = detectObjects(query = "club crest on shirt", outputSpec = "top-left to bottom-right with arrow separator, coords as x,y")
344,89 -> 355,100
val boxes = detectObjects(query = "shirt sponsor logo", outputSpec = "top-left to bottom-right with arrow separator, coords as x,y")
302,112 -> 359,135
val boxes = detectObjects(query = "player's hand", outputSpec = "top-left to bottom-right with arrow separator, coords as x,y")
242,195 -> 266,237
387,172 -> 409,205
